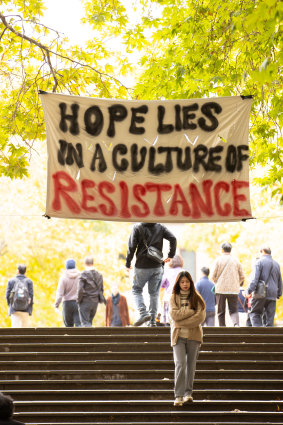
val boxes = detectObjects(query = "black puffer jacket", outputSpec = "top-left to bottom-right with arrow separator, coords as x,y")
77,269 -> 103,303
125,223 -> 177,269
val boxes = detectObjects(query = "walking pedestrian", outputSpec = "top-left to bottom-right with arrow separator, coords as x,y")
125,222 -> 176,327
6,264 -> 33,328
77,256 -> 105,327
161,254 -> 184,325
196,267 -> 216,326
169,271 -> 205,406
211,242 -> 244,326
238,282 -> 249,326
105,283 -> 130,327
247,246 -> 282,327
54,259 -> 81,327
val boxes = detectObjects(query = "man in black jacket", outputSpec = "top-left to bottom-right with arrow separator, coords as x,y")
126,223 -> 176,327
77,256 -> 104,327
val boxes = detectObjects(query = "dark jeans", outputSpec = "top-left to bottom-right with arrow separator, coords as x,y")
250,298 -> 276,327
62,300 -> 81,327
78,298 -> 98,327
216,294 -> 239,326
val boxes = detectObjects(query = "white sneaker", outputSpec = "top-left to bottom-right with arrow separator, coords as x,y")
174,397 -> 183,406
183,394 -> 193,403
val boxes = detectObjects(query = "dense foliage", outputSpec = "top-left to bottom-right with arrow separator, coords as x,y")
0,0 -> 282,199
122,0 -> 282,200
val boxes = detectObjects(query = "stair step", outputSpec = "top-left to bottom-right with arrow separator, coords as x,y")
1,351 -> 282,361
15,411 -> 283,423
1,369 -> 282,380
2,359 -> 283,371
0,326 -> 282,335
12,399 -> 283,412
5,388 -> 283,401
1,378 -> 283,390
0,334 -> 281,343
22,423 -> 283,425
1,342 -> 283,352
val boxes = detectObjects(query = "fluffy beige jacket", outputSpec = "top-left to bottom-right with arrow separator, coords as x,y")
211,254 -> 245,294
169,293 -> 206,346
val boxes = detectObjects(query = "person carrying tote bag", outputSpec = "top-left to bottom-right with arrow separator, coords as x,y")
169,270 -> 206,406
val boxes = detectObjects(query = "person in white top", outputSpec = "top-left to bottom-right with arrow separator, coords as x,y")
161,255 -> 184,325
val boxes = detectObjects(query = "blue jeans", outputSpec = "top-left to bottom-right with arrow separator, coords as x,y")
132,266 -> 164,321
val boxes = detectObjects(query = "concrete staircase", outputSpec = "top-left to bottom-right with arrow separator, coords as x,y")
0,326 -> 282,424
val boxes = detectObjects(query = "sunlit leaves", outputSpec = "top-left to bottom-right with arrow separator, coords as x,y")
0,0 -> 133,180
122,0 -> 282,200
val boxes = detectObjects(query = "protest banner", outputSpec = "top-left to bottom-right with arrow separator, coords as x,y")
40,92 -> 253,222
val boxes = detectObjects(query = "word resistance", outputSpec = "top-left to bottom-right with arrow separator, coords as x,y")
51,171 -> 250,220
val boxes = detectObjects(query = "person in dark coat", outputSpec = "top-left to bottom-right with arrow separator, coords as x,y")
196,267 -> 216,326
0,392 -> 25,425
125,222 -> 176,327
105,284 -> 130,327
77,256 -> 104,327
6,264 -> 33,328
247,246 -> 282,327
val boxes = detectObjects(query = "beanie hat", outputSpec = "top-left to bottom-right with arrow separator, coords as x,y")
65,259 -> 76,270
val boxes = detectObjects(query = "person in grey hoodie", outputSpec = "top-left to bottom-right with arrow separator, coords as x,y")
55,259 -> 81,327
77,256 -> 104,327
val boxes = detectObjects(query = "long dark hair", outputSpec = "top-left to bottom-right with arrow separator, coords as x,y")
172,271 -> 205,310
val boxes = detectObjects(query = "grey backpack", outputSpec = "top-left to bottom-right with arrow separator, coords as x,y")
11,278 -> 30,311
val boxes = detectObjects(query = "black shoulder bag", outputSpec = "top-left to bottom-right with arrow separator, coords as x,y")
252,263 -> 274,299
138,226 -> 163,264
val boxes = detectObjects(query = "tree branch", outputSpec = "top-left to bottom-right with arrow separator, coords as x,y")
0,13 -> 131,92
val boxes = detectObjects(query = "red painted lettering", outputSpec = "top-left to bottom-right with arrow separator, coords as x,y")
145,183 -> 172,216
214,181 -> 231,216
189,179 -> 213,218
52,171 -> 81,214
132,184 -> 150,217
81,179 -> 98,213
98,181 -> 117,216
232,180 -> 250,216
169,184 -> 191,216
119,181 -> 131,218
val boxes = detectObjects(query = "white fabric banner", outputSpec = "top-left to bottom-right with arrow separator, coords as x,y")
40,93 -> 253,222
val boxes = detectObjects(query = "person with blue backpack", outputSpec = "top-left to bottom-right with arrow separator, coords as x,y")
6,264 -> 33,327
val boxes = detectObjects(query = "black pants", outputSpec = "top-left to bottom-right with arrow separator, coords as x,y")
216,294 -> 239,326
78,298 -> 98,327
62,300 -> 81,327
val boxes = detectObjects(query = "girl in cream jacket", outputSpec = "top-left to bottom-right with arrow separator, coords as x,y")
169,271 -> 206,406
